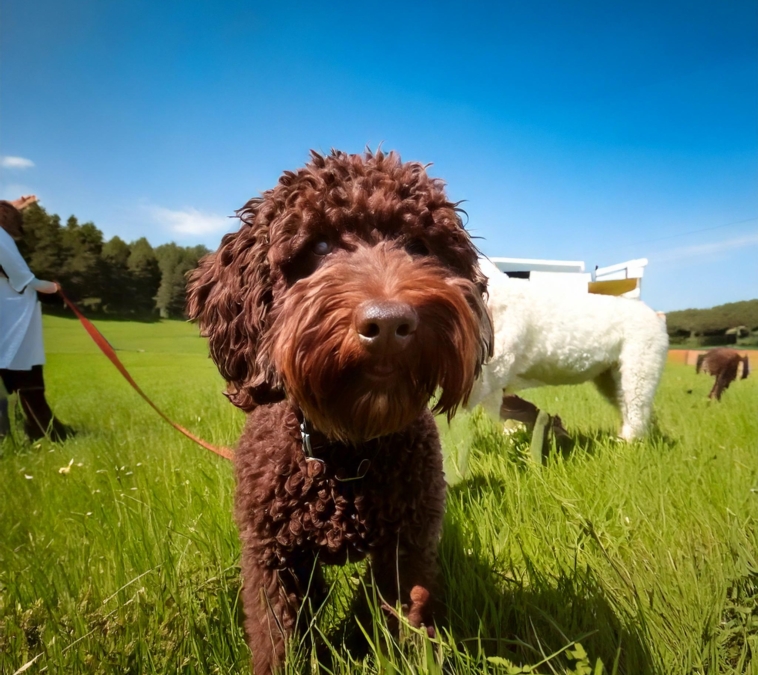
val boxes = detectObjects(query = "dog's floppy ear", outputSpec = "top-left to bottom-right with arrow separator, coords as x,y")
186,199 -> 283,410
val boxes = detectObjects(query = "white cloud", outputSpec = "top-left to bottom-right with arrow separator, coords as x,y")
1,156 -> 35,169
653,231 -> 758,263
147,205 -> 232,236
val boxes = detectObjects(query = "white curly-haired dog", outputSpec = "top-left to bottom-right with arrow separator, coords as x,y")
467,257 -> 669,440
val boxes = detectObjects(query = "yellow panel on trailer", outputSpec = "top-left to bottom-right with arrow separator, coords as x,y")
587,278 -> 639,296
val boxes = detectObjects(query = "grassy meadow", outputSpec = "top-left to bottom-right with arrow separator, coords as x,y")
1,315 -> 757,674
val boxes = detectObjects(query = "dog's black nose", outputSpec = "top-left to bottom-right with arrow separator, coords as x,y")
355,301 -> 418,355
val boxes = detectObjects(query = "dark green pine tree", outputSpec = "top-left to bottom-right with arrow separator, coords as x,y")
155,243 -> 209,318
127,238 -> 161,315
100,235 -> 133,313
59,216 -> 104,306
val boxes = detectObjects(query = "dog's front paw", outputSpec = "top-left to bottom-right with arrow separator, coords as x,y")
407,585 -> 434,636
380,585 -> 435,636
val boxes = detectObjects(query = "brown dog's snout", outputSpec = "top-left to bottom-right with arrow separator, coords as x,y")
355,301 -> 418,355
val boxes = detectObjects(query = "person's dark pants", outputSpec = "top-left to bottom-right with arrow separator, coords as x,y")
0,365 -> 68,441
0,392 -> 8,438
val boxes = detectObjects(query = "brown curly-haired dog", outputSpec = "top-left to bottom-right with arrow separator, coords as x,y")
696,348 -> 750,400
187,149 -> 492,674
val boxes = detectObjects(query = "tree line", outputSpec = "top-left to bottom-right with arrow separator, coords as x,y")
666,298 -> 758,346
17,203 -> 209,319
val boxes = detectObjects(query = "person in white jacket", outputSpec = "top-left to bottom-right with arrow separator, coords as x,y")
0,196 -> 70,441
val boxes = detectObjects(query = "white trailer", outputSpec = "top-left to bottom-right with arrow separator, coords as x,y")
489,256 -> 648,299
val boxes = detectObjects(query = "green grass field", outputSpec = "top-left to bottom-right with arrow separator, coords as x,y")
1,315 -> 757,674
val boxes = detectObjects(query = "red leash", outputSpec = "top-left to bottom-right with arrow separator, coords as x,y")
57,287 -> 234,461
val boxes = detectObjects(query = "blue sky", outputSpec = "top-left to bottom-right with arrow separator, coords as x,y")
1,0 -> 756,311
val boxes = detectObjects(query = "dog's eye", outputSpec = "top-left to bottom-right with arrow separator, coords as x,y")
406,240 -> 429,257
312,239 -> 333,256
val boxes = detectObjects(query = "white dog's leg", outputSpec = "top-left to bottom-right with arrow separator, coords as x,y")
590,327 -> 666,442
618,385 -> 648,441
616,341 -> 667,441
594,364 -> 650,441
616,366 -> 642,441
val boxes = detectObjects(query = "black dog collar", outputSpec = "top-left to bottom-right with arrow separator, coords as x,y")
298,415 -> 371,482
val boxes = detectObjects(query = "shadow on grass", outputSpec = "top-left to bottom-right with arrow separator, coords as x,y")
547,424 -> 677,461
467,411 -> 622,465
439,499 -> 658,673
481,418 -> 677,466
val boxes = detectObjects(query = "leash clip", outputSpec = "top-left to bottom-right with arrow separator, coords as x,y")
300,419 -> 324,464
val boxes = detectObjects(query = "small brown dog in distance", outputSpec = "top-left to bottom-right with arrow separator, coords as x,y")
187,149 -> 492,674
696,348 -> 750,400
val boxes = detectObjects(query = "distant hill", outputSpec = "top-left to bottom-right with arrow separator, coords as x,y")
665,299 -> 758,346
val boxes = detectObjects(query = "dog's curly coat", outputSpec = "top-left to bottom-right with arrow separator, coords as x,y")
187,149 -> 492,674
